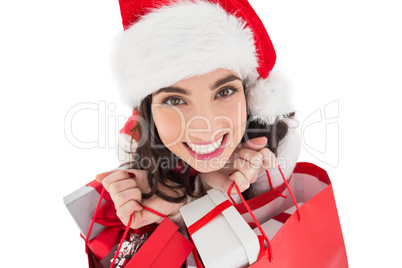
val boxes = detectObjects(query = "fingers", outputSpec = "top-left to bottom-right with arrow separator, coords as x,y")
239,136 -> 268,151
129,195 -> 186,229
200,171 -> 235,193
95,170 -> 116,183
228,171 -> 250,194
129,210 -> 162,229
117,199 -> 143,227
228,145 -> 278,194
113,188 -> 143,212
228,157 -> 259,194
110,179 -> 143,218
259,148 -> 279,169
101,170 -> 133,191
98,170 -> 145,227
235,136 -> 277,169
96,169 -> 186,229
238,147 -> 278,170
125,169 -> 151,193
108,177 -> 137,196
238,149 -> 264,169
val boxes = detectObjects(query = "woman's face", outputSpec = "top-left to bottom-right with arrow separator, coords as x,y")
151,68 -> 247,172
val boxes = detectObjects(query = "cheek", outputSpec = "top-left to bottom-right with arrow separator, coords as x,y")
228,99 -> 247,127
152,106 -> 185,147
219,96 -> 247,141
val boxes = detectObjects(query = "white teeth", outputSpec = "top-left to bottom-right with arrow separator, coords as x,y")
186,136 -> 224,155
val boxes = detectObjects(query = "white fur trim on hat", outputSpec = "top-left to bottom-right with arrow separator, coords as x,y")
111,0 -> 294,124
110,1 -> 258,109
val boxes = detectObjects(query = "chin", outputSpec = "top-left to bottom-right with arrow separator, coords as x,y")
189,159 -> 228,173
185,150 -> 235,173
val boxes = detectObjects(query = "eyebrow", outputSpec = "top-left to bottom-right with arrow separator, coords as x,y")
212,75 -> 241,89
153,74 -> 241,96
153,86 -> 189,96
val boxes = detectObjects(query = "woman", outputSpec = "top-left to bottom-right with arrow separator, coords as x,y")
98,0 -> 300,238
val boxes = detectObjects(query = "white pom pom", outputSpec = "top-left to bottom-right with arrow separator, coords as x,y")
247,70 -> 294,125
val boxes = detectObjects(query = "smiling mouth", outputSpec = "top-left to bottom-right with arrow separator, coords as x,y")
184,134 -> 227,155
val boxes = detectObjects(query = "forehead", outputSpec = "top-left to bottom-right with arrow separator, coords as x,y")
170,69 -> 241,88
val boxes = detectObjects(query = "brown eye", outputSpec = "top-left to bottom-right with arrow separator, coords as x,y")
219,88 -> 229,96
163,97 -> 184,106
217,87 -> 236,98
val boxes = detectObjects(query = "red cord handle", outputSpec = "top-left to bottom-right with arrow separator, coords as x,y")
110,214 -> 134,267
228,183 -> 273,262
278,165 -> 301,221
85,187 -> 168,268
141,205 -> 168,218
227,165 -> 302,263
84,188 -> 106,254
265,170 -> 287,198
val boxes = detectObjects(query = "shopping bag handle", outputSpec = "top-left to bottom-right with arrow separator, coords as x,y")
228,183 -> 273,262
227,165 -> 301,263
85,187 -> 168,268
265,169 -> 287,198
110,202 -> 168,267
227,165 -> 301,221
277,165 -> 301,221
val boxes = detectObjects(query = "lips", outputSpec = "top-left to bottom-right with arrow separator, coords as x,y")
185,136 -> 224,154
183,133 -> 229,160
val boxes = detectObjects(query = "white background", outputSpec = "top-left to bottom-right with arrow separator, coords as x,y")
1,0 -> 401,267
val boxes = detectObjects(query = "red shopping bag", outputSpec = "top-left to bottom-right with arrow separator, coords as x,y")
192,162 -> 348,267
247,162 -> 348,267
85,184 -> 193,268
126,215 -> 193,268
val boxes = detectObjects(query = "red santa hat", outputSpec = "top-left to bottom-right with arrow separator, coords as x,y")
111,0 -> 294,125
113,1 -> 300,182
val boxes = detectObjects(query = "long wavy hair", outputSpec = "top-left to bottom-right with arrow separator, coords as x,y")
120,87 -> 295,203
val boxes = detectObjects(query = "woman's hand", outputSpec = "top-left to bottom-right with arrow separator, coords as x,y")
96,169 -> 185,229
200,137 -> 278,194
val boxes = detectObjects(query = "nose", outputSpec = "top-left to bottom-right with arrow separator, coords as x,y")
185,105 -> 227,143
